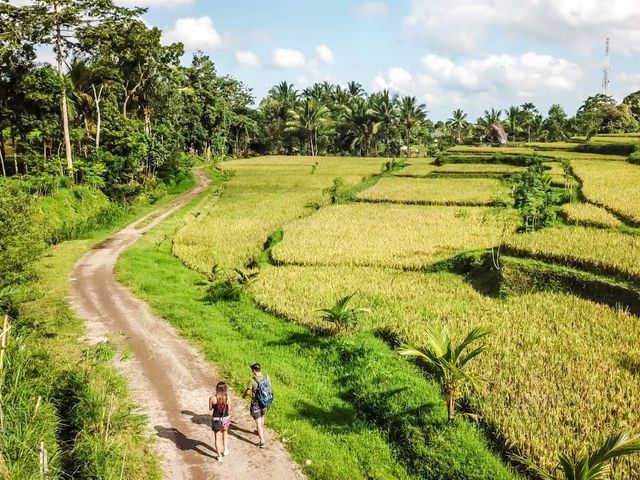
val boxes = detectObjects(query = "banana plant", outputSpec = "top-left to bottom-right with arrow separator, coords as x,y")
398,325 -> 490,422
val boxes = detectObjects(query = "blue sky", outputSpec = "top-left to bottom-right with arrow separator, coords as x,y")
72,1 -> 640,119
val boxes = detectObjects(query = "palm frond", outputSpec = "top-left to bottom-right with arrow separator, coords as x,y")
508,453 -> 555,480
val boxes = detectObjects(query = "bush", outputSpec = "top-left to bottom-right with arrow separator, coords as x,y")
206,279 -> 242,302
323,177 -> 354,204
0,181 -> 45,312
573,143 -> 638,156
629,150 -> 640,165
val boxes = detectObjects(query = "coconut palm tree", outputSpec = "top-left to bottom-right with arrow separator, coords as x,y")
510,432 -> 640,480
347,81 -> 365,98
398,96 -> 427,156
506,106 -> 522,141
398,325 -> 490,422
318,293 -> 369,334
286,98 -> 330,156
342,96 -> 381,156
447,108 -> 469,143
370,90 -> 398,154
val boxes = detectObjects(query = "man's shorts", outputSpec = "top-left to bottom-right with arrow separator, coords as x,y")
251,403 -> 268,419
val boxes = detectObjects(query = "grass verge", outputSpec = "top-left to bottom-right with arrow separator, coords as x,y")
1,173 -> 195,479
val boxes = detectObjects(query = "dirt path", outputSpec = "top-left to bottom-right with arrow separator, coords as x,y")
70,169 -> 304,480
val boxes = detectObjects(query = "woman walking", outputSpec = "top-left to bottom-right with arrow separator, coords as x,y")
209,381 -> 231,462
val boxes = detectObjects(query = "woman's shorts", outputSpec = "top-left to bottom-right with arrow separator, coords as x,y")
251,403 -> 268,419
211,415 -> 231,433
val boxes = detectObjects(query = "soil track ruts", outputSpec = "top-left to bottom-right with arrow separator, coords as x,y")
70,169 -> 304,480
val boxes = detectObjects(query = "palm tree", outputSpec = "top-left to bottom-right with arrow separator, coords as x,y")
520,102 -> 540,142
506,106 -> 522,141
370,90 -> 398,154
287,98 -> 330,156
398,96 -> 427,156
318,293 -> 369,334
511,432 -> 640,480
398,325 -> 491,422
342,96 -> 381,156
347,81 -> 365,98
447,109 -> 469,143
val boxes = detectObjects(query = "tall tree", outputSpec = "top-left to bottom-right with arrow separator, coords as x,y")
447,108 -> 469,143
287,98 -> 330,156
398,96 -> 427,156
16,0 -> 136,174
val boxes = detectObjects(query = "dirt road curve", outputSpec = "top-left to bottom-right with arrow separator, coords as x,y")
70,169 -> 304,480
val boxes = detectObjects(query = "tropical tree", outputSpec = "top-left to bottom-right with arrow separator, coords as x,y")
370,89 -> 398,154
342,96 -> 381,156
287,98 -> 330,156
511,432 -> 640,480
318,293 -> 369,334
347,81 -> 365,98
398,325 -> 491,422
447,108 -> 469,143
542,104 -> 568,142
506,106 -> 522,141
520,103 -> 542,142
476,108 -> 503,140
398,96 -> 427,156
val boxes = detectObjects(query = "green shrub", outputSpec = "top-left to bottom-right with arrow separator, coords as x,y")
573,143 -> 638,156
323,177 -> 354,204
629,150 -> 640,165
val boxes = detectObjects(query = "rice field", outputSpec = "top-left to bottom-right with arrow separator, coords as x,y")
433,163 -> 525,174
505,226 -> 640,283
560,203 -> 624,229
393,160 -> 435,177
250,264 -> 640,477
356,177 -> 509,206
570,160 -> 640,224
172,156 -> 386,272
537,150 -> 629,162
271,204 -> 517,269
448,146 -> 536,155
580,134 -> 640,144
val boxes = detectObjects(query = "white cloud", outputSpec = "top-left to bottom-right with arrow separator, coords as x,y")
164,17 -> 221,49
235,50 -> 260,67
404,0 -> 640,54
372,52 -> 583,115
617,73 -> 640,93
315,45 -> 334,65
271,48 -> 306,68
351,1 -> 389,16
116,0 -> 192,6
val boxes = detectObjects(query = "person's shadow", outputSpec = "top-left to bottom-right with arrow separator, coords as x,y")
181,410 -> 258,446
154,425 -> 217,459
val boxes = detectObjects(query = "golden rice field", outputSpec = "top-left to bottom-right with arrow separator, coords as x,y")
580,134 -> 640,144
538,150 -> 628,162
356,177 -> 509,206
392,160 -> 435,177
560,203 -> 624,229
271,204 -> 517,269
524,141 -> 576,150
570,160 -> 640,224
505,226 -> 640,282
433,163 -> 525,174
172,156 -> 386,272
448,146 -> 536,155
250,265 -> 640,477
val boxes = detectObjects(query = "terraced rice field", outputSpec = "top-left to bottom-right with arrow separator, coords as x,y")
571,160 -> 640,224
537,150 -> 629,162
172,156 -> 386,272
448,146 -> 536,155
271,204 -> 517,269
433,163 -> 525,174
560,203 -> 624,229
356,177 -> 509,206
392,160 -> 435,177
251,265 -> 640,476
505,226 -> 640,283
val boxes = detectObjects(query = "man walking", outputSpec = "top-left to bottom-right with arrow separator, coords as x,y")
243,363 -> 273,448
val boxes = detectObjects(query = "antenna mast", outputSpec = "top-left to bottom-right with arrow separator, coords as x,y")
602,37 -> 610,95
